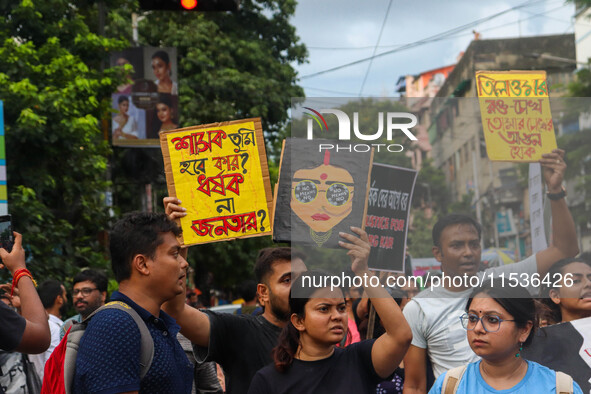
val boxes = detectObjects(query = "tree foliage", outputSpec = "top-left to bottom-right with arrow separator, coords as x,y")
108,0 -> 306,149
0,0 -> 307,291
104,1 -> 307,291
0,0 -> 129,282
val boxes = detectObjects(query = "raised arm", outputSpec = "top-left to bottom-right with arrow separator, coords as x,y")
0,232 -> 50,354
535,149 -> 579,275
162,196 -> 211,344
162,278 -> 211,346
164,196 -> 188,260
339,227 -> 412,379
164,196 -> 187,221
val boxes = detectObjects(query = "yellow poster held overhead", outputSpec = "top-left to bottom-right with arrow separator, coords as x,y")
160,118 -> 273,246
475,70 -> 557,162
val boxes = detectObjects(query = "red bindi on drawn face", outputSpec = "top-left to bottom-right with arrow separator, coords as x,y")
320,173 -> 328,180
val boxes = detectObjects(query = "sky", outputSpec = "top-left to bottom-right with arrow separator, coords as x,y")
290,0 -> 577,99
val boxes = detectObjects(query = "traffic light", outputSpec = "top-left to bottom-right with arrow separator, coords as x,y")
139,0 -> 240,11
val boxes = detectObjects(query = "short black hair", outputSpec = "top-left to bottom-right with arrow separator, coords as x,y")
110,212 -> 182,283
73,269 -> 108,293
254,247 -> 294,284
117,95 -> 129,104
38,279 -> 64,309
432,213 -> 481,247
466,280 -> 537,347
237,279 -> 257,302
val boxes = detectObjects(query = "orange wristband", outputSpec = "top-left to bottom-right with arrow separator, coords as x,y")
11,269 -> 37,296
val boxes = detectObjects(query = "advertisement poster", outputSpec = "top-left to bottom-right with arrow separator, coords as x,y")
111,47 -> 179,147
273,138 -> 373,248
160,118 -> 272,246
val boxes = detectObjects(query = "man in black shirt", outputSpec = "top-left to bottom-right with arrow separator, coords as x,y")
163,197 -> 306,394
0,232 -> 50,354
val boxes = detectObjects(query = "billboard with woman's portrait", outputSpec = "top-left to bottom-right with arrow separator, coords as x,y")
110,47 -> 179,147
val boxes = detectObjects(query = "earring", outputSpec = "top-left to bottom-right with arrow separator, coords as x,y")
515,342 -> 523,358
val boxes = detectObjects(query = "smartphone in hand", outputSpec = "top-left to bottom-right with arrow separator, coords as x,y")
0,215 -> 14,253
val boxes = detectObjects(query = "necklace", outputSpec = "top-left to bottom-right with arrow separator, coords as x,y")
310,228 -> 332,247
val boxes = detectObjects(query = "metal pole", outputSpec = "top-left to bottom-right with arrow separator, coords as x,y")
472,150 -> 482,225
132,13 -> 139,46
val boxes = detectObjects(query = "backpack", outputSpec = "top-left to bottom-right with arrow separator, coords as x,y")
41,301 -> 154,394
0,351 -> 42,394
441,365 -> 574,394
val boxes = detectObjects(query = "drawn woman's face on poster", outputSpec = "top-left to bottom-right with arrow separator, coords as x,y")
291,152 -> 355,233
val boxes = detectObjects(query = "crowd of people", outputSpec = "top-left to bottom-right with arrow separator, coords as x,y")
0,148 -> 589,393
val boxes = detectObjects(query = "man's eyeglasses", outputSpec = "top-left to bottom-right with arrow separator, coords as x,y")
72,288 -> 99,297
292,180 -> 353,207
459,313 -> 516,333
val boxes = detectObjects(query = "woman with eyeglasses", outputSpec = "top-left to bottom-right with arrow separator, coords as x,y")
428,280 -> 582,393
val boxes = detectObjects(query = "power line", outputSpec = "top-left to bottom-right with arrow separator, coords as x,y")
359,0 -> 393,96
299,0 -> 550,80
441,3 -> 570,41
307,44 -> 405,51
304,0 -> 565,51
520,6 -> 573,24
299,2 -> 574,97
301,85 -> 370,96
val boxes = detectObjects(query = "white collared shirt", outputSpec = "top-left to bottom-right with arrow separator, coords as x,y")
30,313 -> 64,380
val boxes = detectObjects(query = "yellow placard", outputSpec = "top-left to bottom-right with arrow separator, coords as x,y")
160,118 -> 273,246
475,70 -> 557,162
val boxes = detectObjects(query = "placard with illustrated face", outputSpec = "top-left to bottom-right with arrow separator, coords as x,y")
273,138 -> 373,248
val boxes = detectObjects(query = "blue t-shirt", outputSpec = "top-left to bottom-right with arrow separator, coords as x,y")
429,360 -> 583,394
72,291 -> 193,394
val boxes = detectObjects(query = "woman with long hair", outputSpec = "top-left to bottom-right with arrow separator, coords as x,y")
247,228 -> 412,393
429,281 -> 582,393
112,95 -> 138,140
155,94 -> 178,133
151,50 -> 178,95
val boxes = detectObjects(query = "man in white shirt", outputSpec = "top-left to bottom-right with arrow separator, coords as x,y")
402,149 -> 580,393
29,279 -> 67,379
